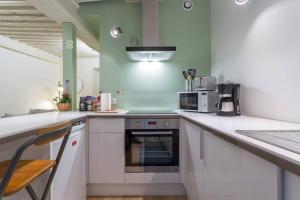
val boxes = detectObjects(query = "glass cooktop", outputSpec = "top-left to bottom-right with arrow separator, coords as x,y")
236,130 -> 300,154
127,110 -> 177,115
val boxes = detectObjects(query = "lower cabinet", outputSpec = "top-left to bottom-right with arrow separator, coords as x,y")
181,119 -> 282,200
180,119 -> 204,200
203,130 -> 281,200
88,118 -> 125,184
284,170 -> 300,200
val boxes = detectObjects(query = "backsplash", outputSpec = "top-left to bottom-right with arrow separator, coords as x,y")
79,0 -> 211,110
211,0 -> 300,123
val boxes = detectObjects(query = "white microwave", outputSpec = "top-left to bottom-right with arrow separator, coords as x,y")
178,91 -> 218,113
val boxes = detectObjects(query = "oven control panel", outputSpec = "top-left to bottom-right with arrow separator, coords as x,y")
125,118 -> 179,130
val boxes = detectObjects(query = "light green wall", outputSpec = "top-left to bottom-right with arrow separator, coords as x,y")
79,0 -> 211,110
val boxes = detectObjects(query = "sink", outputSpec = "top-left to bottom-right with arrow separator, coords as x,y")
236,130 -> 300,154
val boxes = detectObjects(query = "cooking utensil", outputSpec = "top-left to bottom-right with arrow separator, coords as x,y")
182,71 -> 188,80
188,69 -> 196,80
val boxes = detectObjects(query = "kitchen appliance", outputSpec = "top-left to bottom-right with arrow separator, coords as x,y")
194,76 -> 217,91
126,0 -> 176,62
125,117 -> 179,173
216,83 -> 241,116
51,121 -> 86,200
179,91 -> 218,113
127,110 -> 178,115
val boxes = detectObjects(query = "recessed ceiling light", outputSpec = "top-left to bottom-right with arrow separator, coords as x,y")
235,0 -> 249,5
110,27 -> 123,38
182,0 -> 193,11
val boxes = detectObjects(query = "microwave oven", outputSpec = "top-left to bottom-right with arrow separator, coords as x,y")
178,91 -> 218,113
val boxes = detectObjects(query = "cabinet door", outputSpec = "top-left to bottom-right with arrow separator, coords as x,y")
179,119 -> 188,186
182,120 -> 204,200
89,118 -> 124,133
203,130 -> 281,200
88,133 -> 125,183
284,170 -> 300,200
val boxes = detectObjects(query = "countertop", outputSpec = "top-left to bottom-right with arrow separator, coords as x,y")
0,111 -> 127,143
1,110 -> 300,174
179,111 -> 300,174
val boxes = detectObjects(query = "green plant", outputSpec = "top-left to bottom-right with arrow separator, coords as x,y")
59,94 -> 71,103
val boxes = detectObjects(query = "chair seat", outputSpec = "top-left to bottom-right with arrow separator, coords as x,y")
0,160 -> 56,196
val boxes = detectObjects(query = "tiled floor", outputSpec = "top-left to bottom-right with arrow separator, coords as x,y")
87,196 -> 187,200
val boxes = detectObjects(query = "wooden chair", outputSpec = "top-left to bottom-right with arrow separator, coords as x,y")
0,121 -> 72,200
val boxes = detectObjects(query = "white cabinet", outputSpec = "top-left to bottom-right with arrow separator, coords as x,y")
179,119 -> 188,186
203,130 -> 281,200
88,118 -> 125,184
284,170 -> 300,200
180,119 -> 204,200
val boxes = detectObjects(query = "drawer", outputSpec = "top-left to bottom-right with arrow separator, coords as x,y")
89,118 -> 125,133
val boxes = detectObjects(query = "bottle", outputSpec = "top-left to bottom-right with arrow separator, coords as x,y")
79,97 -> 87,111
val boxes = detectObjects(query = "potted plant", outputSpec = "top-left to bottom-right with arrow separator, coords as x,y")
57,94 -> 71,111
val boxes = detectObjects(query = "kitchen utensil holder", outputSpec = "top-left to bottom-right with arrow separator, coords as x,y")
185,80 -> 193,92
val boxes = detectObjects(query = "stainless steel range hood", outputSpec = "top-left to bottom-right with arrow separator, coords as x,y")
126,0 -> 176,62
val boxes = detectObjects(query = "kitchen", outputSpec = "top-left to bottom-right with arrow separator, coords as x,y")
0,0 -> 300,200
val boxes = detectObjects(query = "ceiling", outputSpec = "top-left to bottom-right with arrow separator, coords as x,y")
0,0 -> 98,57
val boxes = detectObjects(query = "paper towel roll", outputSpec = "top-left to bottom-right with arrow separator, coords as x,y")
100,93 -> 112,111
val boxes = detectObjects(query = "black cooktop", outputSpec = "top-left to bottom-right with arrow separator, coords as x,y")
127,110 -> 177,115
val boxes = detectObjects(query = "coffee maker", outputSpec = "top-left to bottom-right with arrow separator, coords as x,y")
216,83 -> 241,116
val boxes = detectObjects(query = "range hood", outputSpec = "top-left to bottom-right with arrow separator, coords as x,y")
126,0 -> 176,62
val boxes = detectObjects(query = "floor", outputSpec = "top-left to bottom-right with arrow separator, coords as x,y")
87,196 -> 187,200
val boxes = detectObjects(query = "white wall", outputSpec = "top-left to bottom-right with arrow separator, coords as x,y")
211,0 -> 300,123
0,47 -> 61,115
77,56 -> 100,99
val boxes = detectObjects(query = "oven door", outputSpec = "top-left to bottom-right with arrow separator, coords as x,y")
125,130 -> 179,173
179,92 -> 199,111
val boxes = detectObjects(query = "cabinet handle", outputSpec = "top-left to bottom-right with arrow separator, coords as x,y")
200,129 -> 204,160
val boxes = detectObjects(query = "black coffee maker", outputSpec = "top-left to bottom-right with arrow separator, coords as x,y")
216,83 -> 241,116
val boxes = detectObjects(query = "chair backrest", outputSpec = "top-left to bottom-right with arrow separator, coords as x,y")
0,121 -> 72,199
35,121 -> 72,146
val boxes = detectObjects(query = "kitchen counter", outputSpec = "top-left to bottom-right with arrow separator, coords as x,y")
179,111 -> 300,175
0,110 -> 128,144
1,110 -> 300,175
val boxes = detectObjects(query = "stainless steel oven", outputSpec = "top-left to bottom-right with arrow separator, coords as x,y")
125,118 -> 179,173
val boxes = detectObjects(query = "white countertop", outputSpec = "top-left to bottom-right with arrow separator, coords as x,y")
0,110 -> 128,142
179,111 -> 300,166
1,110 -> 300,169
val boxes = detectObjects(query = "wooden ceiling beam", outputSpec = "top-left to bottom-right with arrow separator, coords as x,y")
0,6 -> 35,11
0,28 -> 61,33
0,15 -> 51,21
0,9 -> 41,15
15,40 -> 62,44
0,31 -> 62,36
0,22 -> 60,27
0,26 -> 61,31
0,1 -> 31,7
0,13 -> 45,17
0,19 -> 55,23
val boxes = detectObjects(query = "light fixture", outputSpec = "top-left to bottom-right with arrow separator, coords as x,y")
235,0 -> 249,5
182,0 -> 193,11
110,27 -> 123,38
